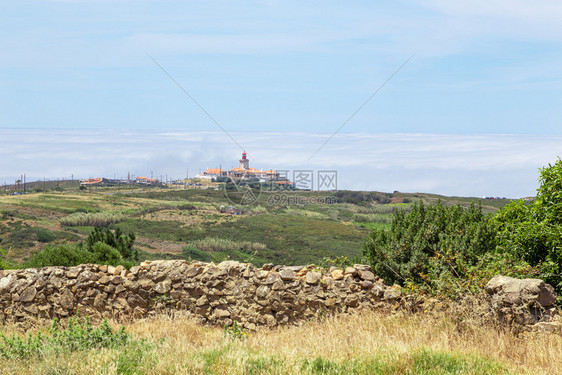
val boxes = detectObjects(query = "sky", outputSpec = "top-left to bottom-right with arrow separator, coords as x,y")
1,1 -> 562,197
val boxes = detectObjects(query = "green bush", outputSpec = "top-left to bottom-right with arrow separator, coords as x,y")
492,158 -> 562,293
35,228 -> 56,243
90,242 -> 123,264
25,244 -> 94,268
363,200 -> 497,295
85,227 -> 137,262
24,228 -> 138,269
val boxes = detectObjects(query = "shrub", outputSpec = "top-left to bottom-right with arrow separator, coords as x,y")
24,228 -> 138,268
492,158 -> 562,293
25,244 -> 94,268
363,200 -> 497,295
90,242 -> 123,264
35,228 -> 56,243
186,237 -> 266,253
85,227 -> 137,262
353,213 -> 392,224
60,212 -> 126,227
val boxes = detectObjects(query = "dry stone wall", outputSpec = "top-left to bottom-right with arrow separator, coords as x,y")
0,260 -> 400,329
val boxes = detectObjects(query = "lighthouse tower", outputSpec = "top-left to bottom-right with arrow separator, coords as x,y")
239,151 -> 249,170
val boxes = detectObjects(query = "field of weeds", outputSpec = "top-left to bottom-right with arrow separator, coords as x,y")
0,310 -> 560,374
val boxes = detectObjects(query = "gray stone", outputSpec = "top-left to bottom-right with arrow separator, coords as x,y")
20,286 -> 37,303
486,275 -> 557,307
59,291 -> 75,311
0,275 -> 15,292
214,306 -> 231,318
256,285 -> 270,299
93,292 -> 108,309
284,266 -> 304,272
357,270 -> 376,282
154,280 -> 172,295
66,268 -> 81,279
305,272 -> 321,285
264,272 -> 281,285
279,269 -> 295,281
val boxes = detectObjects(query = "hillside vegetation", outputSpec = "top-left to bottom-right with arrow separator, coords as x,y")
0,185 -> 507,268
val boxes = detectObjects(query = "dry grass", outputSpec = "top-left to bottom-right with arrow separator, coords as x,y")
1,309 -> 561,374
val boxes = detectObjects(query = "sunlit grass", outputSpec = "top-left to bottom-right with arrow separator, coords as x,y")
1,309 -> 559,374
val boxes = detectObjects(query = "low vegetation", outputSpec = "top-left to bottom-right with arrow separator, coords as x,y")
60,211 -> 126,227
1,310 -> 560,374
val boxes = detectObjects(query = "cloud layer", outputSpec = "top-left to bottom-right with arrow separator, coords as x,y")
1,129 -> 560,198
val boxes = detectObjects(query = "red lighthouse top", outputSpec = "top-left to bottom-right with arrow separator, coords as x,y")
242,151 -> 247,160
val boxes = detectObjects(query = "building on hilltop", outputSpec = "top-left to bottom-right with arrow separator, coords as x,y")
195,152 -> 290,185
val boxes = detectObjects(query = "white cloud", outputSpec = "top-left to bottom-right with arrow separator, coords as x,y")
1,129 -> 560,198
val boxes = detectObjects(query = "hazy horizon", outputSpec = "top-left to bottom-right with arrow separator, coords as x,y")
1,128 -> 559,198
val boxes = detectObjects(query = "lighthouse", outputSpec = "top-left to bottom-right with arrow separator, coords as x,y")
239,151 -> 249,170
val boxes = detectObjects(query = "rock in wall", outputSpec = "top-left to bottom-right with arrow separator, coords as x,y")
0,260 -> 399,329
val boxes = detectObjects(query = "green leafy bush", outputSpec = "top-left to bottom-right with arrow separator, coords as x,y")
89,242 -> 123,264
363,200 -> 498,295
492,158 -> 562,293
24,228 -> 138,268
25,244 -> 94,268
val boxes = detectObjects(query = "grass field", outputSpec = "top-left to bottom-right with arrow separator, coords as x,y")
0,309 -> 559,374
0,183 -> 511,267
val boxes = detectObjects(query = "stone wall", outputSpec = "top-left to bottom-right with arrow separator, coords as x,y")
0,260 -> 400,329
